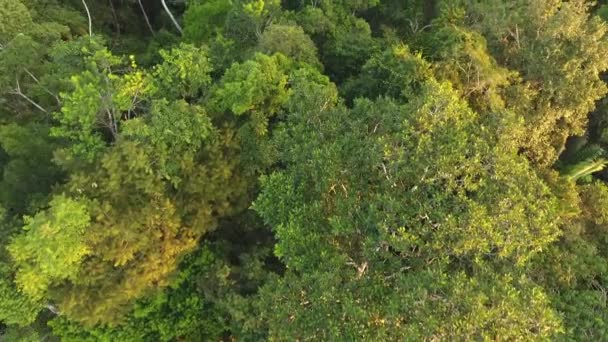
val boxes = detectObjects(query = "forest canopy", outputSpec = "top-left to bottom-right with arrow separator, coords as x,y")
2,0 -> 608,340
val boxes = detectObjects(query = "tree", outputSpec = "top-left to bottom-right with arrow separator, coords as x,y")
0,0 -> 87,118
0,2 -> 90,331
250,73 -> 566,338
183,0 -> 233,43
461,0 -> 608,166
6,44 -> 331,326
415,20 -> 514,113
8,196 -> 90,301
529,180 -> 608,339
0,248 -> 40,327
49,243 -> 230,341
257,24 -> 321,69
340,44 -> 432,101
36,43 -> 250,325
0,124 -> 63,215
292,0 -> 380,82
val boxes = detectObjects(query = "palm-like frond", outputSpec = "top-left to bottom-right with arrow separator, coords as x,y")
562,158 -> 608,182
557,142 -> 606,182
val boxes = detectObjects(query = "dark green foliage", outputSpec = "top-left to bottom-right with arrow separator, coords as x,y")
183,0 -> 234,43
0,124 -> 62,214
257,24 -> 321,68
341,44 -> 432,101
599,5 -> 608,22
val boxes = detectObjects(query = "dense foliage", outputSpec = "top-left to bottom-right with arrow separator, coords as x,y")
2,0 -> 608,340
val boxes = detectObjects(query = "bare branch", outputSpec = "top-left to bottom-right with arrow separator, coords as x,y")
81,0 -> 92,37
45,304 -> 60,315
384,266 -> 412,280
406,18 -> 432,35
346,259 -> 369,279
23,68 -> 61,106
138,0 -> 155,35
10,77 -> 47,113
105,108 -> 118,139
356,261 -> 368,279
161,0 -> 183,34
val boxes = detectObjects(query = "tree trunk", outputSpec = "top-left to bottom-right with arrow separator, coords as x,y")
138,0 -> 155,35
46,304 -> 60,315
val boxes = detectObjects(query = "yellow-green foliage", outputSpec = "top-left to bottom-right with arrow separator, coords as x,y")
9,196 -> 90,300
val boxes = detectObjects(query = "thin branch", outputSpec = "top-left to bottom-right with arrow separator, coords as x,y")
11,77 -> 47,113
82,0 -> 93,37
12,92 -> 47,113
108,0 -> 120,35
127,86 -> 143,120
384,266 -> 412,280
23,68 -> 61,106
405,18 -> 432,34
356,261 -> 368,279
138,0 -> 155,35
346,260 -> 368,279
161,0 -> 183,34
105,108 -> 118,139
45,304 -> 60,315
507,24 -> 521,50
